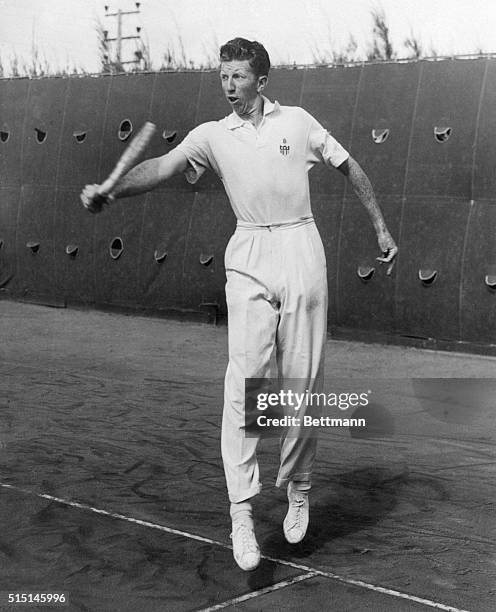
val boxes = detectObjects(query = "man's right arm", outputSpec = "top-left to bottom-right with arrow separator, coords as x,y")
80,149 -> 189,213
112,149 -> 189,198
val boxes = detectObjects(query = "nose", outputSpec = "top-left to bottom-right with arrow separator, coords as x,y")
226,77 -> 235,92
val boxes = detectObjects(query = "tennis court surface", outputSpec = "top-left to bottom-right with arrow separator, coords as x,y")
0,301 -> 494,611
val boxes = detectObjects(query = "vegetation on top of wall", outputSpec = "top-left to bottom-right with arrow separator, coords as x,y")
1,8 -> 495,79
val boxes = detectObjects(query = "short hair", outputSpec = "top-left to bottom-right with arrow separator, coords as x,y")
219,38 -> 270,78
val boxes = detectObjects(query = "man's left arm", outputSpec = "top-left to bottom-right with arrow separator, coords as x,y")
337,156 -> 398,275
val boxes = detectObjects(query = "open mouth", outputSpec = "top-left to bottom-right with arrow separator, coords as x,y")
227,96 -> 239,103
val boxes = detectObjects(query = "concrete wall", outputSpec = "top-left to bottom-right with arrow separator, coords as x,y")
1,59 -> 495,350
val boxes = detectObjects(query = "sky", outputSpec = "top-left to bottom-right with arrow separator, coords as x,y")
1,0 -> 496,74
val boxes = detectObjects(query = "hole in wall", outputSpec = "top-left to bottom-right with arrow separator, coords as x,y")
434,126 -> 451,143
118,120 -> 133,141
357,266 -> 375,281
35,128 -> 47,143
200,253 -> 214,266
418,269 -> 438,285
154,249 -> 168,263
73,131 -> 87,143
371,128 -> 389,144
0,131 -> 9,143
162,130 -> 177,143
109,237 -> 124,260
26,241 -> 40,253
484,274 -> 496,290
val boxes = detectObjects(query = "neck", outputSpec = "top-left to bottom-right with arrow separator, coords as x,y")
237,95 -> 264,127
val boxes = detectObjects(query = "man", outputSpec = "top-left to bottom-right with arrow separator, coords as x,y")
81,38 -> 397,572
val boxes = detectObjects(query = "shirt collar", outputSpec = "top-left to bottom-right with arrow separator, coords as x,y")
225,96 -> 280,130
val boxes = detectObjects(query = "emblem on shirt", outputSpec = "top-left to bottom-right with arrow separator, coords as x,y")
279,138 -> 290,156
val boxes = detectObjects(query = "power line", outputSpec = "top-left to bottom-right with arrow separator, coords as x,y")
103,2 -> 144,69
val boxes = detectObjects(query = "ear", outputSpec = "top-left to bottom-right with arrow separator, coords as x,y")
257,75 -> 268,93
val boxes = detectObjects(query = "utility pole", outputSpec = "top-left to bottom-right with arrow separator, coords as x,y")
103,3 -> 144,70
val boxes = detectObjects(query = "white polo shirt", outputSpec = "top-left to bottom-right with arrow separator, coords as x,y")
175,97 -> 349,224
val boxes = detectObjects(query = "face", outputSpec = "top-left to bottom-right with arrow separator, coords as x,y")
220,59 -> 267,115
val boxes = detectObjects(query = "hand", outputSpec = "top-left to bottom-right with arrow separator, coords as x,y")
376,230 -> 398,275
80,184 -> 113,214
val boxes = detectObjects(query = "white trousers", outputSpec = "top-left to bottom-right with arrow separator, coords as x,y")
222,217 -> 328,503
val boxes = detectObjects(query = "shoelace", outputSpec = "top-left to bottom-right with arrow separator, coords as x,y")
287,496 -> 306,528
233,522 -> 258,553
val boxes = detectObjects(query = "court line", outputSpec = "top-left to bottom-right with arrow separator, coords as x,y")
196,572 -> 317,611
0,483 -> 229,548
0,483 -> 472,612
262,554 -> 472,612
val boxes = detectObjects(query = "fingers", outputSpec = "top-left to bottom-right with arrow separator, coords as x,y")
376,245 -> 398,276
386,260 -> 396,275
375,257 -> 396,276
80,184 -> 105,214
376,245 -> 398,263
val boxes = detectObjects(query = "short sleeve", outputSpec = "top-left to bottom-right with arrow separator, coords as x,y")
306,112 -> 349,169
175,124 -> 213,184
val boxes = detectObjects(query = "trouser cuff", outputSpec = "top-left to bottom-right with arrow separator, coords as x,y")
228,482 -> 262,504
275,471 -> 312,489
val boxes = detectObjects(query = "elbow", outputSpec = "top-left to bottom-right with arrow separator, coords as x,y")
348,159 -> 373,190
347,156 -> 367,179
157,150 -> 188,182
337,156 -> 365,181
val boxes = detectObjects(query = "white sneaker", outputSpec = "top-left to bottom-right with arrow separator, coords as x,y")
231,517 -> 261,571
283,482 -> 309,544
